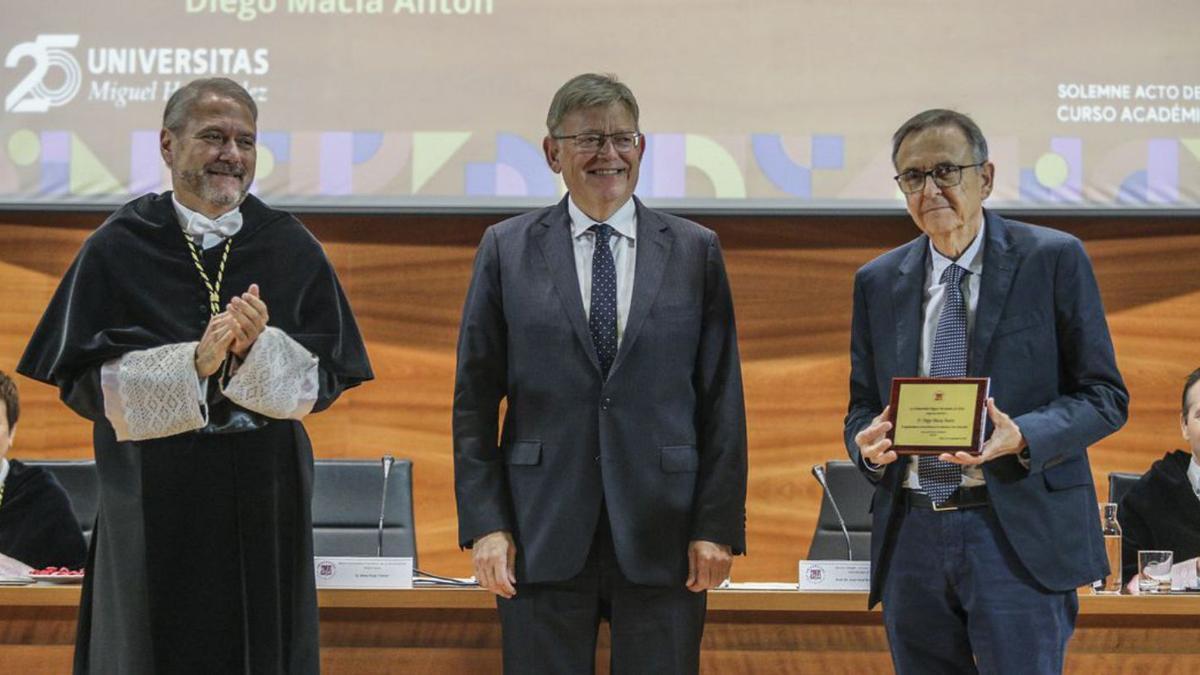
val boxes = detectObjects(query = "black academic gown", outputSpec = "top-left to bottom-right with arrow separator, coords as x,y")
17,192 -> 373,675
0,459 -> 87,570
1117,450 -> 1200,583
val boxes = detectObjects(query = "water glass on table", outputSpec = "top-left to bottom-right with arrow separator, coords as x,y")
1138,550 -> 1173,594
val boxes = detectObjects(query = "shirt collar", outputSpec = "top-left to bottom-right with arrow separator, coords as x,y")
172,194 -> 243,246
928,214 -> 986,281
1188,454 -> 1200,496
568,195 -> 637,242
0,458 -> 9,488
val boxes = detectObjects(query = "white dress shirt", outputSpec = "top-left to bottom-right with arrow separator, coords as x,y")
569,196 -> 637,344
903,217 -> 987,490
172,196 -> 243,250
1188,455 -> 1200,501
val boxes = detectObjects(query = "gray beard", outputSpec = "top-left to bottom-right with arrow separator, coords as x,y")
178,168 -> 246,209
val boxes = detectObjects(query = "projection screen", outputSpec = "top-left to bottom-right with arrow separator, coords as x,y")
2,0 -> 1198,211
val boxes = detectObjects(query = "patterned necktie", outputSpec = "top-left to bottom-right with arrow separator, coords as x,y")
589,223 -> 618,378
919,263 -> 970,505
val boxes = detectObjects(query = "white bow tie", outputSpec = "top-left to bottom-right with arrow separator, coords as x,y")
184,210 -> 243,248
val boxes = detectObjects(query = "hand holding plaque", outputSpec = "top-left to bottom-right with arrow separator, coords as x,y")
886,377 -> 990,455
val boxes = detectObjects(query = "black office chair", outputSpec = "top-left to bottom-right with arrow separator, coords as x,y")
26,459 -> 99,546
1108,471 -> 1143,505
807,459 -> 873,561
311,458 -> 417,564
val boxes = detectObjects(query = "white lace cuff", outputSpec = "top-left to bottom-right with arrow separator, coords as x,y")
222,327 -> 319,420
101,343 -> 208,442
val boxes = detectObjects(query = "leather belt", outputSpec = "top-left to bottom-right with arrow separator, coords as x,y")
905,485 -> 989,512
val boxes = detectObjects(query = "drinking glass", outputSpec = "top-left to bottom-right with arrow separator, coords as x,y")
1138,550 -> 1173,593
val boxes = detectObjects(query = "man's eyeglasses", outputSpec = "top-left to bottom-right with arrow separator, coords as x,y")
552,132 -> 642,153
894,161 -> 986,194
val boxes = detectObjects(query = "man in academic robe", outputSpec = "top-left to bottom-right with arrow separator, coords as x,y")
0,370 -> 87,571
1118,368 -> 1200,586
18,78 -> 372,674
453,73 -> 747,673
845,109 -> 1127,673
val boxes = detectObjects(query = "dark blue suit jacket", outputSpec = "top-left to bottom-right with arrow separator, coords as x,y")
453,196 -> 747,587
844,210 -> 1128,607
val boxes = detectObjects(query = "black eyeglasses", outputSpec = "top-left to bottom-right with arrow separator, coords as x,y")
894,161 -> 986,194
551,131 -> 642,153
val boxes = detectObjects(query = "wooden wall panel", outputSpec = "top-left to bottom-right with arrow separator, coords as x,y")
1,211 -> 1197,582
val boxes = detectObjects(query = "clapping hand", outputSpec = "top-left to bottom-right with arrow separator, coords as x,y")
226,283 -> 269,359
194,312 -> 236,377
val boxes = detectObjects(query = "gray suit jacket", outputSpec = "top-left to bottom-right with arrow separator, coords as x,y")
845,210 -> 1129,607
453,196 -> 748,586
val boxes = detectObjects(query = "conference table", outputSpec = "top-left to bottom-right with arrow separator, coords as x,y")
3,583 -> 1198,673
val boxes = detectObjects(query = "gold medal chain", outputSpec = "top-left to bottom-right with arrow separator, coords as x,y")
185,235 -> 232,316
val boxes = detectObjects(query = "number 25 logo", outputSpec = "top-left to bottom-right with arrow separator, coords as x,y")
5,34 -> 82,113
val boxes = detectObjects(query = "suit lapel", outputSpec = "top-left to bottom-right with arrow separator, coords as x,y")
893,238 -> 927,377
609,198 -> 673,378
969,210 -> 1018,374
533,197 -> 602,374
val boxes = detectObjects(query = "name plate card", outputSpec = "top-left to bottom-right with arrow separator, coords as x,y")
887,377 -> 990,455
798,560 -> 871,591
314,556 -> 414,589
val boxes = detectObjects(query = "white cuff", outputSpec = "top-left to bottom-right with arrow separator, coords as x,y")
222,327 -> 319,420
101,343 -> 208,442
1172,558 -> 1199,590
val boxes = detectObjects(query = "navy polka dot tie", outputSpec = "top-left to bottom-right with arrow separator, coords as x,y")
589,224 -> 618,378
919,263 -> 970,505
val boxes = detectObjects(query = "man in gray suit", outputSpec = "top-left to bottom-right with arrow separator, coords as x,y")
453,73 -> 747,673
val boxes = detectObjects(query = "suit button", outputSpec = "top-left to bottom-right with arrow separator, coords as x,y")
601,397 -> 611,411
594,455 -> 601,462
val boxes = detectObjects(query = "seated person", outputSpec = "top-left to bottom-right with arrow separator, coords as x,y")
1118,367 -> 1200,588
0,370 -> 87,570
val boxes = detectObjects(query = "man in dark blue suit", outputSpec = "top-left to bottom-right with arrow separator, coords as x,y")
453,73 -> 747,673
845,109 -> 1128,674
